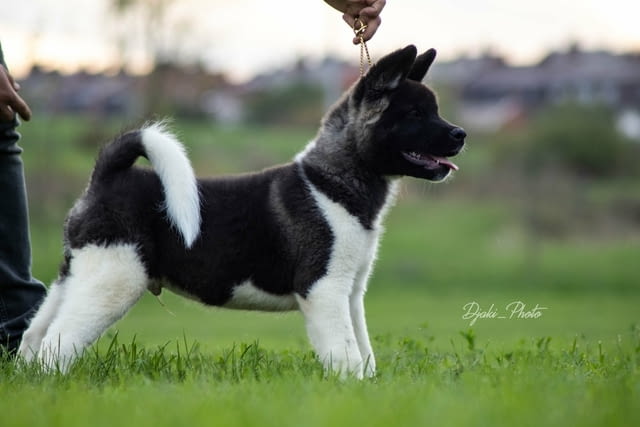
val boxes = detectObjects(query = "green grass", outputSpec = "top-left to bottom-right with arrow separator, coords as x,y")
103,289 -> 640,353
2,319 -> 639,427
6,116 -> 640,426
2,291 -> 638,427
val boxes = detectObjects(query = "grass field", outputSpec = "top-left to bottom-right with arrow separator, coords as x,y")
1,116 -> 638,426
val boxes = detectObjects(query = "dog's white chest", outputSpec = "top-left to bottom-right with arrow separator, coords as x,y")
306,180 -> 394,282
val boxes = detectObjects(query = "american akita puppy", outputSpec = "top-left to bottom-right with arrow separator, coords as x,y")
19,45 -> 465,377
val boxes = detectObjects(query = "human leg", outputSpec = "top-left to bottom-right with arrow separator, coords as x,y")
0,116 -> 46,354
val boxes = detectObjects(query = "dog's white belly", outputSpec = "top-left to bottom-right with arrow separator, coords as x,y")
223,281 -> 299,311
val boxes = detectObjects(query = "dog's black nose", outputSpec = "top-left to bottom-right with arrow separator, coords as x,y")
449,127 -> 466,142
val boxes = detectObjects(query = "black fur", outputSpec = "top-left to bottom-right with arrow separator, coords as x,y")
302,163 -> 389,230
66,155 -> 333,302
407,48 -> 437,82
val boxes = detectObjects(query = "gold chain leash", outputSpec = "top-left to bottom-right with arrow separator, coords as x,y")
353,17 -> 372,76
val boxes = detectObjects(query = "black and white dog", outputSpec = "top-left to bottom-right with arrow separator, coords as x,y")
19,45 -> 465,377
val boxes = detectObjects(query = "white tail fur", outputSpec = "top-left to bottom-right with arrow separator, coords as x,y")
141,123 -> 201,247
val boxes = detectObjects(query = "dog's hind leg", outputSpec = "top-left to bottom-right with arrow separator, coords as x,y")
297,277 -> 364,379
37,243 -> 148,372
17,280 -> 67,361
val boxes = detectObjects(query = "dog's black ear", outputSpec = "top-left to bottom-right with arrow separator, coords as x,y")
352,45 -> 418,104
408,48 -> 437,82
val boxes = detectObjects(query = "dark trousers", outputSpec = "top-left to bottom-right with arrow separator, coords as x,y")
0,116 -> 46,354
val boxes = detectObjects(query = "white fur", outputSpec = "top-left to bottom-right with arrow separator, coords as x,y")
295,165 -> 398,378
18,281 -> 66,361
141,123 -> 201,247
224,281 -> 298,311
19,244 -> 149,371
293,139 -> 317,163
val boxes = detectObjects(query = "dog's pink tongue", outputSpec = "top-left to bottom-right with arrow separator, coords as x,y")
431,155 -> 459,171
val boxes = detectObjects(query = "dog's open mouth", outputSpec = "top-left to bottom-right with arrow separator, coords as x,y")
402,151 -> 459,171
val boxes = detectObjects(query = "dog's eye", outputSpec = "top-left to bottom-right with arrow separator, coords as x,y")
408,109 -> 423,118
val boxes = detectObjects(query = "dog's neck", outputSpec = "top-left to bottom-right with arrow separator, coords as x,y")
295,129 -> 395,231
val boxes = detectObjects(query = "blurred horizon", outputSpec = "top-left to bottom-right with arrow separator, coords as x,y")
2,0 -> 639,82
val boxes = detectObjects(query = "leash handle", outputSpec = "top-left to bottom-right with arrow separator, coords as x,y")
354,17 -> 372,76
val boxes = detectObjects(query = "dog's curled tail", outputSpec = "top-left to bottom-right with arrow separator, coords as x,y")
92,122 -> 201,248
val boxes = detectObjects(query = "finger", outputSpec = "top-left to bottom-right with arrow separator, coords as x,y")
0,66 -> 31,120
356,16 -> 380,42
11,94 -> 32,121
358,5 -> 382,20
2,70 -> 32,120
343,2 -> 365,17
7,72 -> 21,91
364,0 -> 386,14
342,13 -> 356,28
343,14 -> 363,44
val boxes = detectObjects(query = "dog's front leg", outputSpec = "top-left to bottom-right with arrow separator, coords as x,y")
349,289 -> 375,378
346,252 -> 380,378
297,277 -> 363,379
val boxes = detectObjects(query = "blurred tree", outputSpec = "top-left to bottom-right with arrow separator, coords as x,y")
111,0 -> 177,66
522,103 -> 631,178
246,83 -> 324,126
110,0 -> 191,116
505,102 -> 640,252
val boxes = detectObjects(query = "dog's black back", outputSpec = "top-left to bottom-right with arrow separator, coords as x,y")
65,155 -> 334,305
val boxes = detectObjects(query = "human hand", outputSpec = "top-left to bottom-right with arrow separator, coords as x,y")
0,65 -> 32,122
325,0 -> 386,44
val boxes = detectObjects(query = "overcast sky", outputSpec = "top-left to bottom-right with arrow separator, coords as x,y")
1,0 -> 638,81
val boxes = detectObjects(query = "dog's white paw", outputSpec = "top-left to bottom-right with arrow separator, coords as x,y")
17,341 -> 38,363
321,350 -> 366,380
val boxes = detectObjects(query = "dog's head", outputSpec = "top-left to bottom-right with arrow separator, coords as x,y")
334,45 -> 466,181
